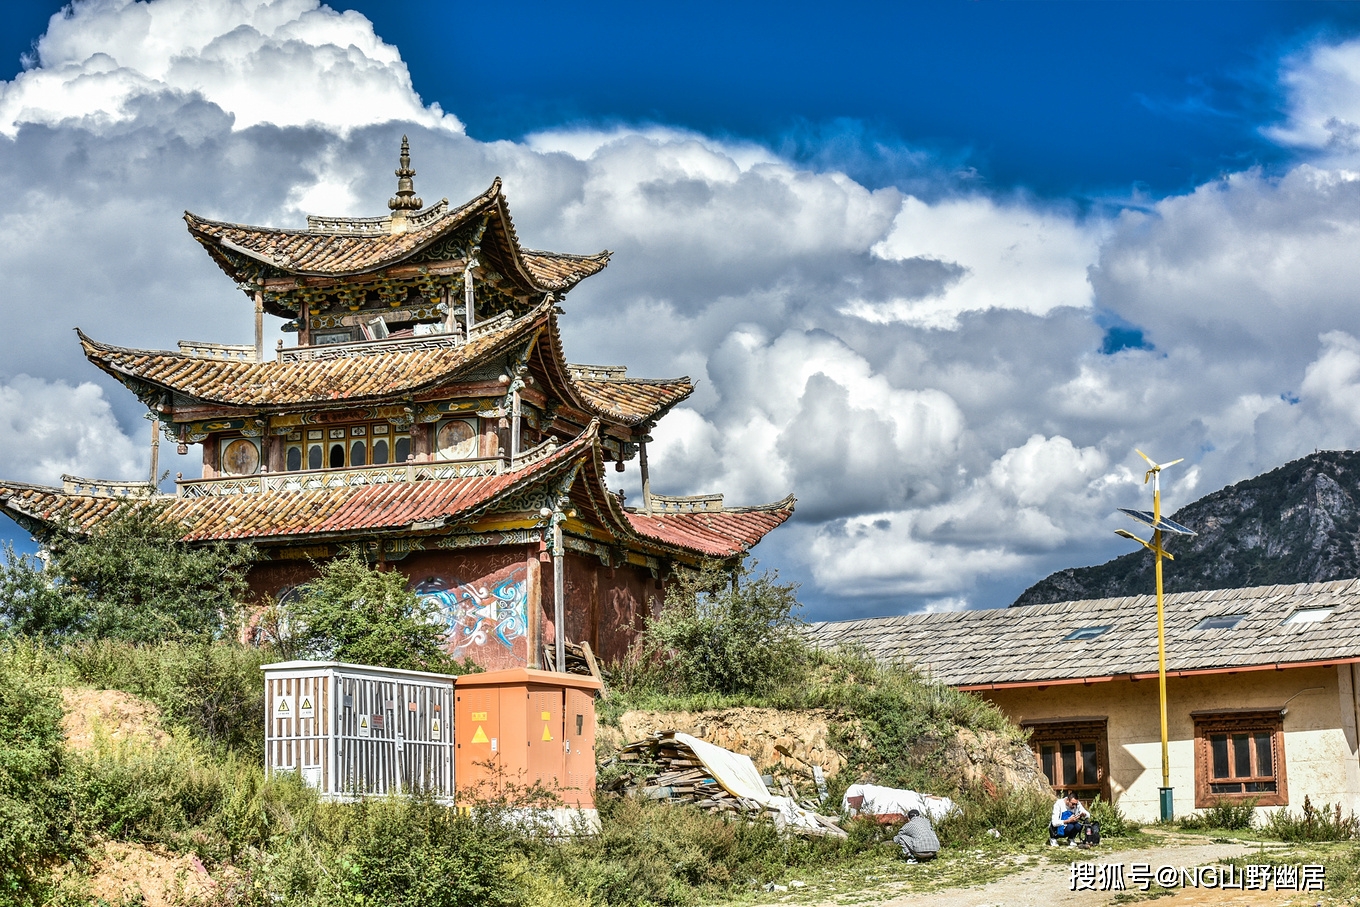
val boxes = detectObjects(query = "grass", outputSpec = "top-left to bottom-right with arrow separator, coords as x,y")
0,634 -> 1152,906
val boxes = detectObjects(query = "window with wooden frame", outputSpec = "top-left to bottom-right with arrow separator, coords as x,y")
1023,718 -> 1109,804
1192,710 -> 1287,807
285,423 -> 409,471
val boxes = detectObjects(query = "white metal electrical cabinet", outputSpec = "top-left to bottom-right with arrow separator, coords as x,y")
263,660 -> 456,800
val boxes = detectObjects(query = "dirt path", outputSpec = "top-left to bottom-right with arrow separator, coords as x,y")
806,835 -> 1324,907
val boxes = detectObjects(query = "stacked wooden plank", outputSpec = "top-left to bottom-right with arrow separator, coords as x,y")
542,641 -> 608,695
605,731 -> 846,836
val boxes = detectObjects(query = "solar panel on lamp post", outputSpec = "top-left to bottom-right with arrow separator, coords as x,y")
1115,450 -> 1196,822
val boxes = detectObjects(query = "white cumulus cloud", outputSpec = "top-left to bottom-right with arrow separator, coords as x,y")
0,0 -> 460,136
9,2 -> 1360,617
0,376 -> 142,485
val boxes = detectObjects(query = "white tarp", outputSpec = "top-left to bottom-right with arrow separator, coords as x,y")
842,783 -> 958,823
673,733 -> 825,833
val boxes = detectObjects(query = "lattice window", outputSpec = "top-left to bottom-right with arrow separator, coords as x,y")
286,423 -> 409,472
1193,711 -> 1286,807
1024,719 -> 1109,804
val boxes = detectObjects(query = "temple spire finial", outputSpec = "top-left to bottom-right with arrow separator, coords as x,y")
388,135 -> 422,231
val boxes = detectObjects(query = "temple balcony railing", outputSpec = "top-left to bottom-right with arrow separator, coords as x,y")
278,333 -> 464,363
275,310 -> 515,362
642,493 -> 725,514
62,475 -> 157,498
175,437 -> 559,499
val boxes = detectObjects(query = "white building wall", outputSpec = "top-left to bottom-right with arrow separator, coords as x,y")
982,665 -> 1357,823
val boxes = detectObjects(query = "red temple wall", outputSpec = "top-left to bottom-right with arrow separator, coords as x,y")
243,545 -> 667,670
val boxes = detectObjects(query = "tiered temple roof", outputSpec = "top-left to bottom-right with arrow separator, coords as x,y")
0,424 -> 794,562
0,139 -> 792,574
186,177 -> 608,319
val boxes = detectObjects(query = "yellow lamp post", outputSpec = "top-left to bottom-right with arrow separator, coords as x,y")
1115,450 -> 1196,821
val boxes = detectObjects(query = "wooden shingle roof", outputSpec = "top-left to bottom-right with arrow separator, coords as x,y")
0,428 -> 794,561
185,178 -> 608,290
79,305 -> 550,410
574,377 -> 694,427
809,579 -> 1360,687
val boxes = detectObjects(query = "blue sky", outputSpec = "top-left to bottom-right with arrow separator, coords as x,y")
5,1 -> 1360,618
336,1 -> 1360,196
7,1 -> 1359,195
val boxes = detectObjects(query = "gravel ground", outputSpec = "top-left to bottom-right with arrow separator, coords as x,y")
804,833 -> 1327,907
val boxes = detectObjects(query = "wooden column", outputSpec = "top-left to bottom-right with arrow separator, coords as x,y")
464,257 -> 477,329
640,440 -> 653,515
266,434 -> 285,473
202,437 -> 219,479
526,552 -> 542,670
510,390 -> 521,462
413,423 -> 432,463
254,290 -> 265,362
148,417 -> 159,488
298,298 -> 310,346
553,518 -> 565,674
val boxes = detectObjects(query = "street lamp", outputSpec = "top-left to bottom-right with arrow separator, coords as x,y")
1116,450 -> 1197,821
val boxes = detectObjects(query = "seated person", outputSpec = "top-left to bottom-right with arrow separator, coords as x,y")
893,809 -> 940,863
1049,792 -> 1091,846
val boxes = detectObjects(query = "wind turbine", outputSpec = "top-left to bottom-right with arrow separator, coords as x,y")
1117,449 -> 1196,821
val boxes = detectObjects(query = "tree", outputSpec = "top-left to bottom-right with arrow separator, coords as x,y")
0,503 -> 255,642
0,546 -> 79,639
640,564 -> 810,695
282,548 -> 451,672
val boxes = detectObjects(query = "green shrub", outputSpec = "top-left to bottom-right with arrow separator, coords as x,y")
5,504 -> 255,643
65,638 -> 270,752
627,565 -> 809,697
1087,795 -> 1132,837
334,796 -> 525,907
937,786 -> 1052,846
549,796 -> 845,907
1179,798 -> 1256,831
1263,795 -> 1359,842
282,548 -> 452,672
0,643 -> 80,906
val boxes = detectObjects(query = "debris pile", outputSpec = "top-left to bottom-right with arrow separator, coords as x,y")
606,731 -> 846,837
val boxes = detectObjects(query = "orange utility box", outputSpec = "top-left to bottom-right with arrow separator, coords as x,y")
454,668 -> 602,809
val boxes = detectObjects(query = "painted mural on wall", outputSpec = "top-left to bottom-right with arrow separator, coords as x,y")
414,563 -> 529,666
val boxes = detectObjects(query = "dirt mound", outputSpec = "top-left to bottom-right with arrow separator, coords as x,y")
81,842 -> 219,907
602,707 -> 1053,797
61,687 -> 169,751
930,726 -> 1053,797
601,707 -> 846,776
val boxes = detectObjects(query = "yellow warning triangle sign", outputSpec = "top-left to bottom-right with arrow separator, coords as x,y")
359,715 -> 368,728
277,700 -> 289,713
300,697 -> 312,710
471,725 -> 488,744
542,724 -> 553,741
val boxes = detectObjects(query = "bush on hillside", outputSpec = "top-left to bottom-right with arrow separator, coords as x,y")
0,644 -> 80,905
546,796 -> 846,907
0,545 -> 82,640
625,564 -> 808,697
66,638 -> 270,753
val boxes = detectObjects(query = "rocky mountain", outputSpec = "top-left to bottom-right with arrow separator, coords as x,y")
1013,450 -> 1360,606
